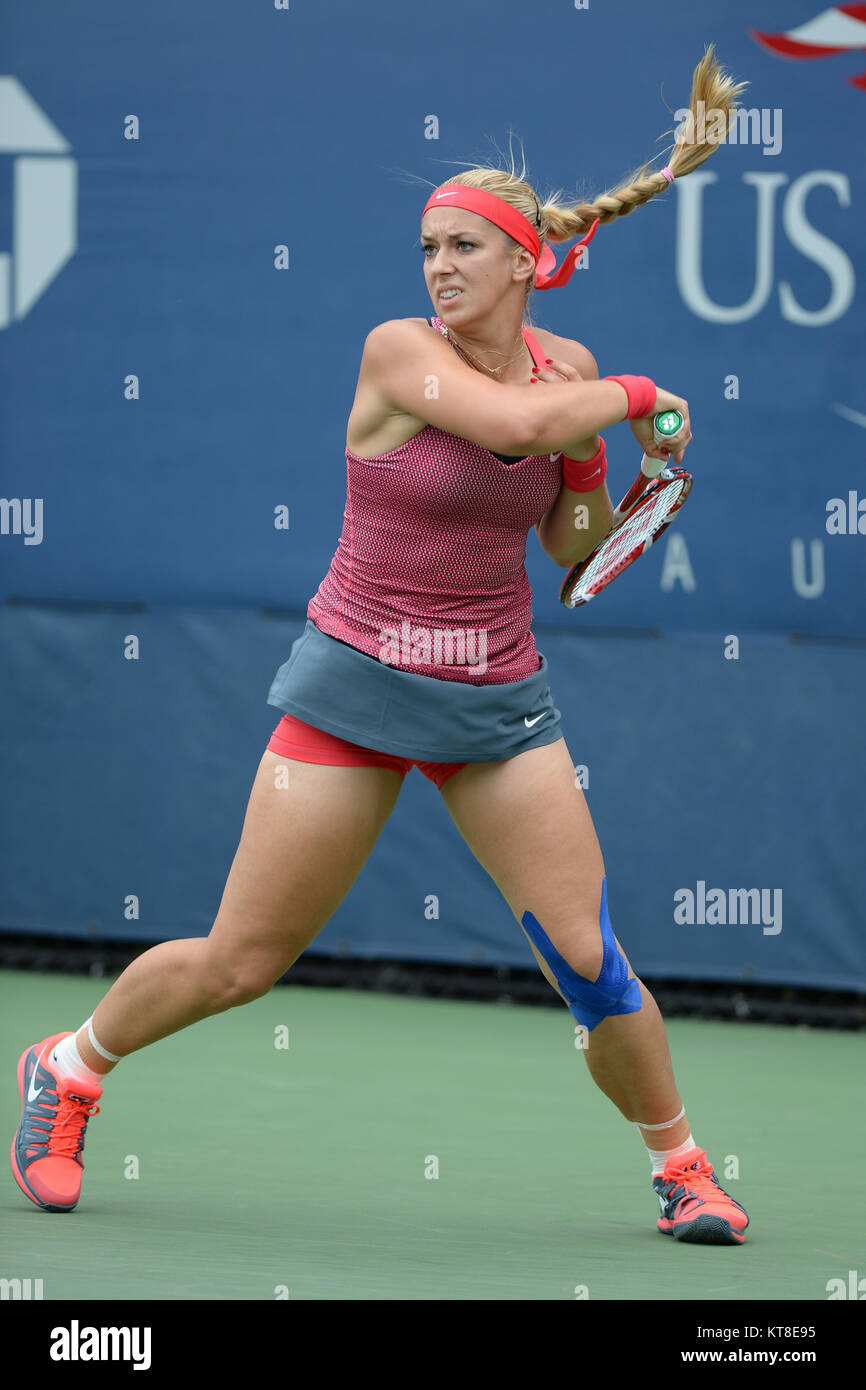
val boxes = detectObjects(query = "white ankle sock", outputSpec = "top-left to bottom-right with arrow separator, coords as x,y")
51,1028 -> 109,1085
647,1133 -> 696,1177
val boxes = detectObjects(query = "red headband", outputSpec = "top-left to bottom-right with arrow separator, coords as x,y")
421,184 -> 600,290
422,169 -> 675,288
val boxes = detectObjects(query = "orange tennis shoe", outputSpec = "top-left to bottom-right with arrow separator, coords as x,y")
10,1032 -> 102,1212
653,1145 -> 749,1245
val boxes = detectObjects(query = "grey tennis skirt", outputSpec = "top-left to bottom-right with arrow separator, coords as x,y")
266,618 -> 563,763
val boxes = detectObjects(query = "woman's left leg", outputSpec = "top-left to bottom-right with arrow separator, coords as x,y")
438,738 -> 687,1140
438,737 -> 750,1243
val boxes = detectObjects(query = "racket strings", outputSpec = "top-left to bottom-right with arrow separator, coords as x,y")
577,478 -> 687,589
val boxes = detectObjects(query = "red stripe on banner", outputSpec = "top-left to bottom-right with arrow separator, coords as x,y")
838,4 -> 866,21
848,66 -> 866,84
748,29 -> 854,57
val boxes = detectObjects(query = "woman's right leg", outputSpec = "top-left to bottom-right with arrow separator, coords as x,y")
76,750 -> 405,1070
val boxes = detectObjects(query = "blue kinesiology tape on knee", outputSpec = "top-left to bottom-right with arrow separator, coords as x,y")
521,877 -> 642,1030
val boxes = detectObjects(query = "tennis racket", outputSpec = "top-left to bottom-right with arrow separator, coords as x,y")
559,410 -> 692,608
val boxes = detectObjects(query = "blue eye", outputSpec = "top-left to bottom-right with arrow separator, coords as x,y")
422,241 -> 474,256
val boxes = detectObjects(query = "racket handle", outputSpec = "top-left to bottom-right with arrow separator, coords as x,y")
638,452 -> 666,481
612,411 -> 685,523
653,407 -> 684,444
645,409 -> 685,472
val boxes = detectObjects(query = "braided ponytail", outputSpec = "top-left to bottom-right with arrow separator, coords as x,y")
539,43 -> 749,246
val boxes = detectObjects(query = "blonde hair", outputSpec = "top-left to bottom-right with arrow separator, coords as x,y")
416,44 -> 748,324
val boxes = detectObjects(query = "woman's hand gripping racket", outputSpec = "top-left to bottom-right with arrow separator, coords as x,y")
559,410 -> 693,608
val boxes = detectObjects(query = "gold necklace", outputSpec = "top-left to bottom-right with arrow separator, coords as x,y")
444,325 -> 528,377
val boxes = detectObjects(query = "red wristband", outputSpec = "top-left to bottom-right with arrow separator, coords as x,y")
603,374 -> 656,420
562,436 -> 607,492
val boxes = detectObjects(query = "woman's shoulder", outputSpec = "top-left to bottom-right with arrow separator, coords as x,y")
527,324 -> 599,380
364,316 -> 443,344
372,317 -> 598,376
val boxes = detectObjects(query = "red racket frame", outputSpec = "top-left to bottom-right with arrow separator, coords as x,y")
560,465 -> 693,607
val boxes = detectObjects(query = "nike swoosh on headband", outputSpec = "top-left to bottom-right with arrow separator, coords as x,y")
422,184 -> 601,291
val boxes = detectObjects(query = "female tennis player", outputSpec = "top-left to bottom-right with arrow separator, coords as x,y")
12,47 -> 751,1246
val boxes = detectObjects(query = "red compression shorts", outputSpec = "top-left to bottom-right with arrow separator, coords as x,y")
266,712 -> 467,790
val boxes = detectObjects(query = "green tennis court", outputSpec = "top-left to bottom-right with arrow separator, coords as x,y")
3,970 -> 864,1301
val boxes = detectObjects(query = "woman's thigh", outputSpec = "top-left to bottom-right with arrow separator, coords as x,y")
440,739 -> 631,983
204,750 -> 404,990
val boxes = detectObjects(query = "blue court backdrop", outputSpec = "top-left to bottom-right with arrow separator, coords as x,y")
1,1 -> 864,990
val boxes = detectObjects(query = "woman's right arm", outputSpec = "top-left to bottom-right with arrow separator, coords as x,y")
525,377 -> 693,460
363,320 -> 632,458
364,319 -> 686,460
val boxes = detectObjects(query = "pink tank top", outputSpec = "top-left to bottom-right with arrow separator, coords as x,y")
306,316 -> 564,683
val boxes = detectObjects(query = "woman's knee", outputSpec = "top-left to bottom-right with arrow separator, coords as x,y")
554,924 -> 606,982
520,895 -> 616,985
522,872 -> 633,985
201,949 -> 285,1010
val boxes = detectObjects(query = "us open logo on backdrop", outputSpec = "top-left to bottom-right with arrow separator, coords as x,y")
0,77 -> 77,329
670,12 -> 861,325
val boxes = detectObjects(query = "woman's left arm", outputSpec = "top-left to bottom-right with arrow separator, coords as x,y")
533,347 -> 614,568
